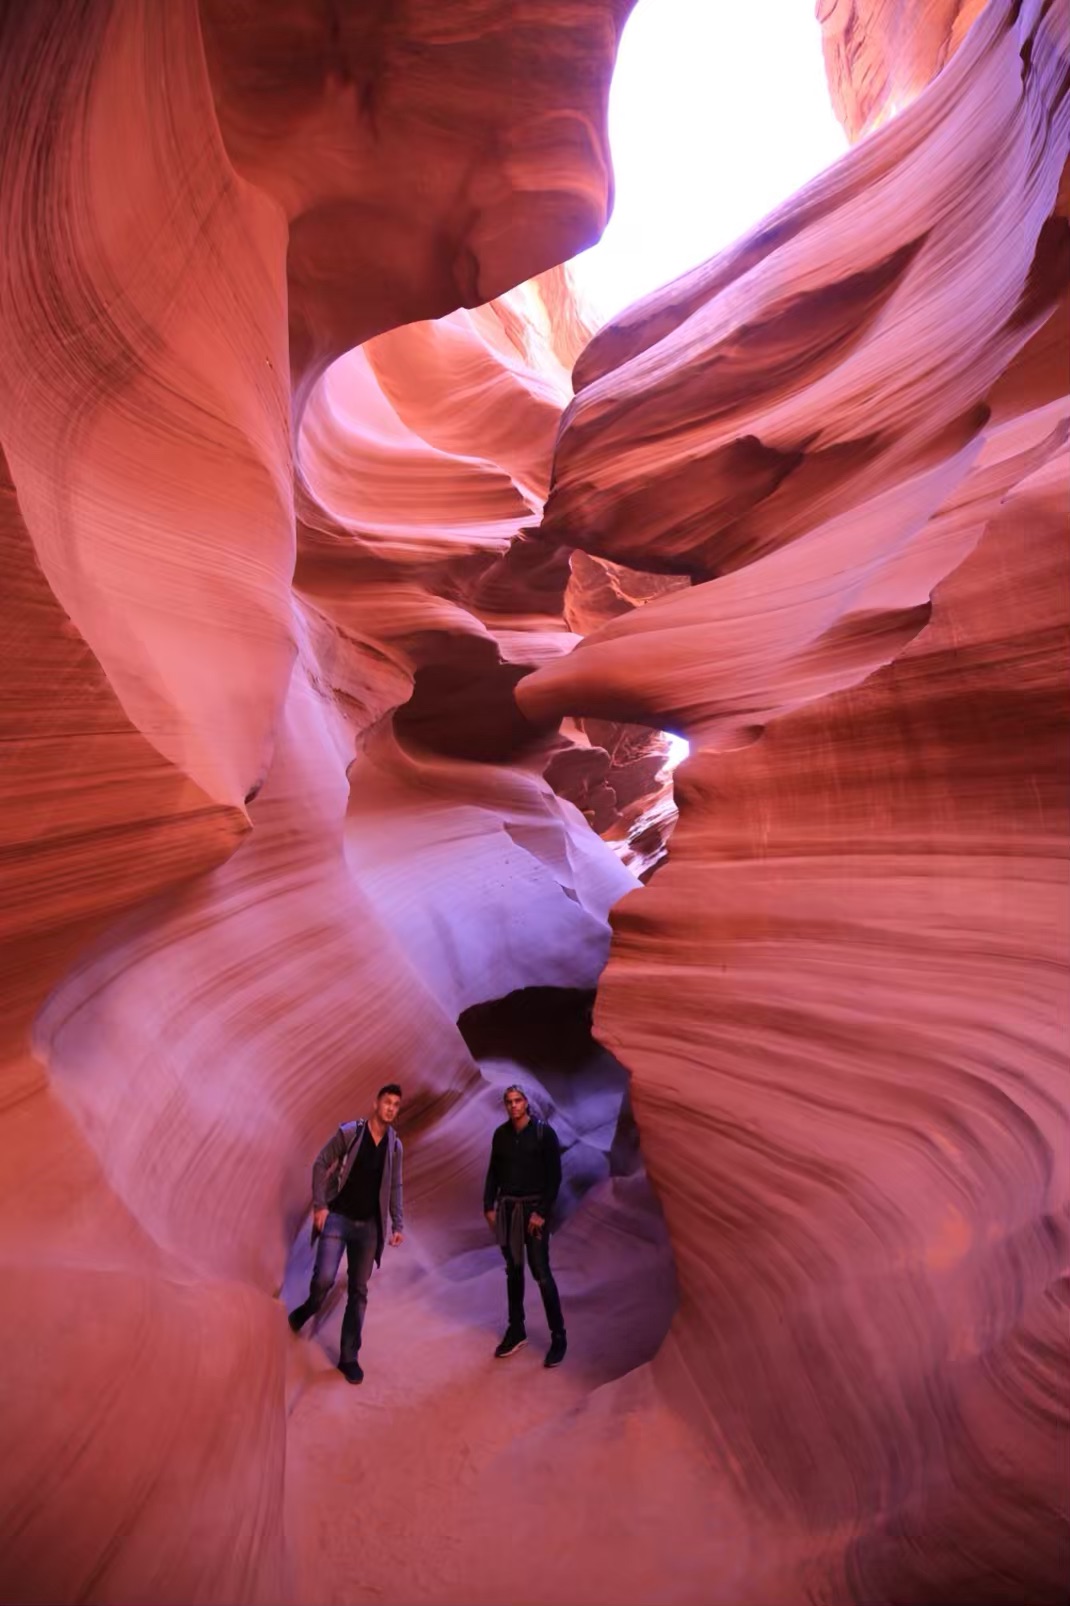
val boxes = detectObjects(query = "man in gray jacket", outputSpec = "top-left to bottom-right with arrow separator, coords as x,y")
288,1083 -> 405,1384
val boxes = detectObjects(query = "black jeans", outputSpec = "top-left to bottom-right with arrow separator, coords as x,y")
501,1207 -> 565,1338
294,1212 -> 378,1364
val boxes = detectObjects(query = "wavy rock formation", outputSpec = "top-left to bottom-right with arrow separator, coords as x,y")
0,2 -> 638,1602
1,0 -> 1067,1603
819,0 -> 988,137
519,2 -> 1070,1601
198,0 -> 630,399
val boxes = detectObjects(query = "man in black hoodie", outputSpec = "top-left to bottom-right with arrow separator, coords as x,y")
483,1083 -> 566,1367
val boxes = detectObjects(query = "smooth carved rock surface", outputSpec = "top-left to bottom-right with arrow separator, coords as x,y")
198,0 -> 630,399
520,2 -> 1070,1602
819,0 -> 989,138
1,1 -> 1068,1604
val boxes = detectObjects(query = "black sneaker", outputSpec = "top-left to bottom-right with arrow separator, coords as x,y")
339,1359 -> 364,1385
287,1304 -> 310,1334
494,1328 -> 527,1358
544,1334 -> 567,1369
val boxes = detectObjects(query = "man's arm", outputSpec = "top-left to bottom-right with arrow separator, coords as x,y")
389,1138 -> 404,1239
311,1126 -> 347,1211
537,1125 -> 562,1221
483,1134 -> 499,1220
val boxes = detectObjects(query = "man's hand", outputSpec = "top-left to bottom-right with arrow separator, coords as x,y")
389,1231 -> 404,1247
485,1209 -> 497,1229
528,1212 -> 546,1237
313,1207 -> 329,1234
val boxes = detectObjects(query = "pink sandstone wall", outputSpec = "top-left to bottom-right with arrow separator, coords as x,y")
0,1 -> 1066,1603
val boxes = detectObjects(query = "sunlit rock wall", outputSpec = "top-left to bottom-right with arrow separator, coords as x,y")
0,0 -> 1066,1603
0,3 -> 641,1602
819,0 -> 989,138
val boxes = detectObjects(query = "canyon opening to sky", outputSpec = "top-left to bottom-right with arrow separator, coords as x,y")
572,0 -> 848,320
0,3 -> 1067,1606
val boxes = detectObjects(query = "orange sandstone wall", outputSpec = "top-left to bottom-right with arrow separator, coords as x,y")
520,0 -> 1070,1598
0,0 -> 1066,1602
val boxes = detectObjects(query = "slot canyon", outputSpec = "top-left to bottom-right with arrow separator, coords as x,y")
0,0 -> 1067,1602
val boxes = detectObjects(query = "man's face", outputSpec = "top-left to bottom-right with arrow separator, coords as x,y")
376,1093 -> 402,1125
504,1090 -> 528,1121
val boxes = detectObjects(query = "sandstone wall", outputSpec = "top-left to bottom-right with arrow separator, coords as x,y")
0,1 -> 1066,1602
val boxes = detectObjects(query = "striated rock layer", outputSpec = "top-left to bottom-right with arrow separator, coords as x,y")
520,0 -> 1070,1599
0,3 -> 640,1602
1,0 -> 1067,1603
819,0 -> 989,139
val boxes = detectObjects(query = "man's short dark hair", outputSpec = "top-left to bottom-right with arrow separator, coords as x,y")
377,1082 -> 403,1100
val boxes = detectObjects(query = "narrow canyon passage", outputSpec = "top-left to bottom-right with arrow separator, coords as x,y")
281,988 -> 678,1605
1,2 -> 1067,1604
268,671 -> 684,1600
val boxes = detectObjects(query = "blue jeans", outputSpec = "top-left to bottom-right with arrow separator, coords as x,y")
501,1207 -> 565,1338
302,1212 -> 379,1364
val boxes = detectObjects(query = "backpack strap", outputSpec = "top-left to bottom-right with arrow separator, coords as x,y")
330,1120 -> 363,1182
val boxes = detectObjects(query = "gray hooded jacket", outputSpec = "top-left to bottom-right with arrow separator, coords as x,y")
312,1120 -> 404,1266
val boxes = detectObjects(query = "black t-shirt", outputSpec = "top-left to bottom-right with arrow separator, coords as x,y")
332,1125 -> 386,1222
483,1118 -> 562,1218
